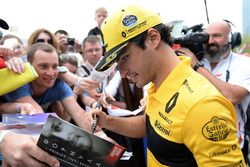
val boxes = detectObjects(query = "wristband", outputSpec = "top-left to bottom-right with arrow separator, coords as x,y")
76,77 -> 82,87
0,131 -> 10,144
193,61 -> 204,71
57,66 -> 69,73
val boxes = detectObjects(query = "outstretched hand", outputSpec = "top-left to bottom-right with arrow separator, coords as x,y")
1,133 -> 60,167
176,47 -> 199,66
83,108 -> 108,133
99,91 -> 116,108
17,103 -> 41,115
5,57 -> 25,73
0,47 -> 15,58
78,77 -> 100,92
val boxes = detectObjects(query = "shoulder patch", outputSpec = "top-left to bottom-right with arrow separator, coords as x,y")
202,116 -> 231,141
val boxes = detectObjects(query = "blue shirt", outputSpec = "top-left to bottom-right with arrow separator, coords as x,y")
4,79 -> 73,111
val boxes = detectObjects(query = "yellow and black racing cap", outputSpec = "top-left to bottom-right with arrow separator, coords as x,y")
95,5 -> 163,71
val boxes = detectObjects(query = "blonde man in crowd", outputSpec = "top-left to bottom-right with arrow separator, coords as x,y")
88,7 -> 108,46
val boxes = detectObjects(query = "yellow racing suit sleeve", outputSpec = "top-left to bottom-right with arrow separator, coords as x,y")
183,95 -> 246,167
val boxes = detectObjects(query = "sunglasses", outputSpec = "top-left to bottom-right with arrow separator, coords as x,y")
35,38 -> 53,44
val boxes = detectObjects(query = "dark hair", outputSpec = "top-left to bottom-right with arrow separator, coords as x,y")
82,35 -> 101,49
82,35 -> 103,58
28,28 -> 59,51
130,23 -> 172,49
27,43 -> 57,63
59,53 -> 78,67
54,29 -> 69,36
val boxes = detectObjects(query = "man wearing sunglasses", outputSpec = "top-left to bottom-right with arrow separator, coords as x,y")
35,38 -> 53,45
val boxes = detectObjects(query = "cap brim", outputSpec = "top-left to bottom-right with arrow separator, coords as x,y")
0,19 -> 9,30
95,42 -> 128,71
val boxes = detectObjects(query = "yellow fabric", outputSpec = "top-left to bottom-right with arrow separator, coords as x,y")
146,56 -> 245,167
96,5 -> 162,71
0,62 -> 38,96
101,4 -> 162,56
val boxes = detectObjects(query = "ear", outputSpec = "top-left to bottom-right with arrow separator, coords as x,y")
146,28 -> 161,48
